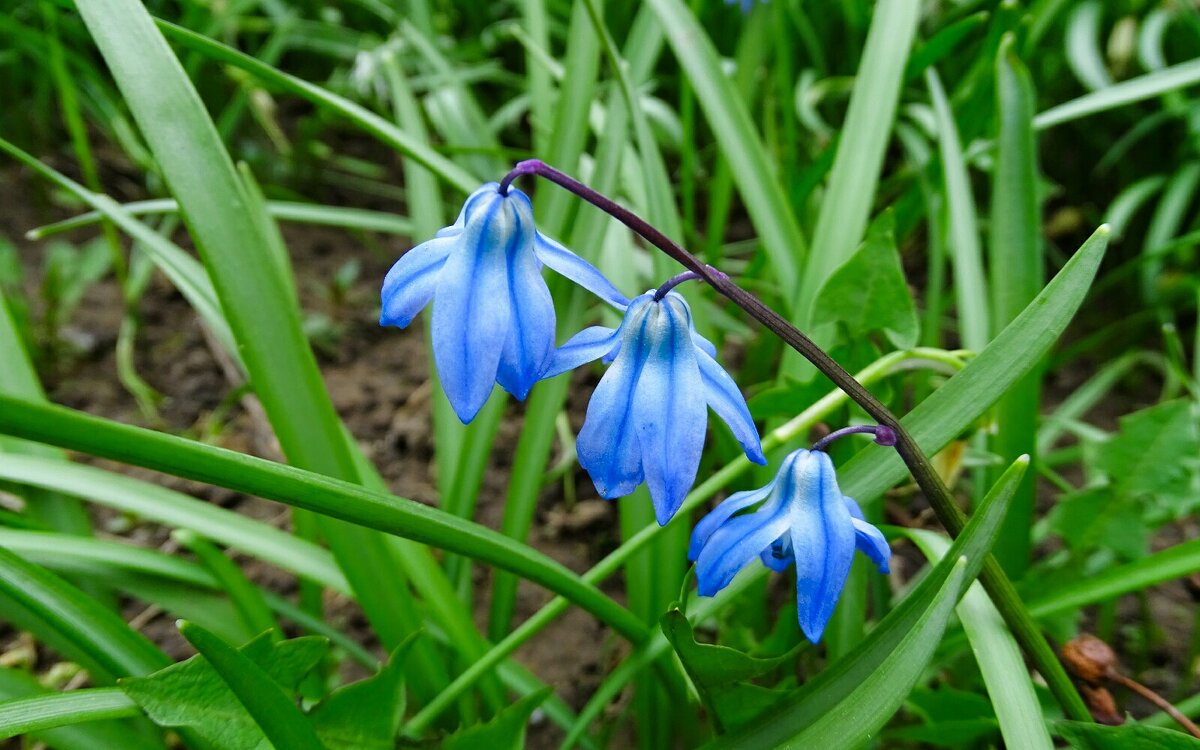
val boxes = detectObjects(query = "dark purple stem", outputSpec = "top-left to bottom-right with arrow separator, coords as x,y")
653,269 -> 723,300
812,424 -> 897,453
497,159 -> 1089,723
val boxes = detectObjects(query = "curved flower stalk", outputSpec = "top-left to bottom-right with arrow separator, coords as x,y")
380,182 -> 628,423
690,446 -> 891,643
544,290 -> 766,526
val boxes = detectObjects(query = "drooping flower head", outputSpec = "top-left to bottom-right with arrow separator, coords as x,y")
689,447 -> 891,643
380,182 -> 627,423
545,290 -> 766,526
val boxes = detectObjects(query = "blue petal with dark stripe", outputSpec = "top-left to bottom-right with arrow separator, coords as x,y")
633,296 -> 707,524
534,233 -> 629,309
379,235 -> 454,328
431,190 -> 513,422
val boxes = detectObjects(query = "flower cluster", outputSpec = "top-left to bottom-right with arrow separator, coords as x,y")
381,178 -> 892,640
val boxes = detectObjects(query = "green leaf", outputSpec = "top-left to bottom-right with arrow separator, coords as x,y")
310,639 -> 415,750
123,629 -> 327,750
1035,58 -> 1200,130
1058,721 -> 1200,749
1047,487 -> 1149,559
154,21 -> 477,193
0,547 -> 168,683
888,686 -> 999,747
0,686 -> 143,743
1089,400 -> 1200,501
813,211 -> 919,348
707,457 -> 1028,748
798,0 -> 922,323
907,532 -> 1054,750
660,608 -> 794,733
441,688 -> 550,750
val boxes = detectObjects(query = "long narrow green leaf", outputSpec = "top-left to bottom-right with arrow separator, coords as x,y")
0,547 -> 169,681
0,688 -> 140,741
0,398 -> 649,643
0,137 -> 237,360
645,0 -> 805,290
909,532 -> 1054,750
0,669 -> 156,749
178,622 -> 327,750
927,67 -> 989,352
1029,537 -> 1200,619
0,455 -> 347,593
28,199 -> 415,240
0,273 -> 90,534
1035,58 -> 1200,130
155,20 -> 477,192
989,36 -> 1044,575
797,0 -> 922,323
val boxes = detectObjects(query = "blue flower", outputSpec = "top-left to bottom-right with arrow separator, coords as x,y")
544,290 -> 766,525
380,182 -> 628,423
689,448 -> 891,643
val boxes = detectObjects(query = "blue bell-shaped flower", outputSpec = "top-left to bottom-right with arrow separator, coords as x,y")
544,290 -> 766,525
380,182 -> 627,423
689,448 -> 891,643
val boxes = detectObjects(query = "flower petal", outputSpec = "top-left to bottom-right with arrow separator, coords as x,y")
843,497 -> 891,573
534,233 -> 629,309
634,298 -> 707,525
788,452 -> 856,643
431,194 -> 513,423
694,499 -> 792,597
697,349 -> 766,464
379,235 -> 455,328
494,201 -> 554,400
851,517 -> 891,574
691,331 -> 718,359
576,311 -> 654,499
688,479 -> 776,560
543,326 -> 620,379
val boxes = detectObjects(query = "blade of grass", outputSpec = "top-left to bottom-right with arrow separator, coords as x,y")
29,199 -> 415,238
927,67 -> 989,353
0,454 -> 348,593
0,137 -> 238,365
0,277 -> 91,535
0,547 -> 169,682
908,531 -> 1054,750
988,37 -> 1045,577
796,0 -> 922,325
172,530 -> 280,643
0,399 -> 649,643
0,688 -> 141,741
1035,58 -> 1200,129
155,19 -> 477,192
